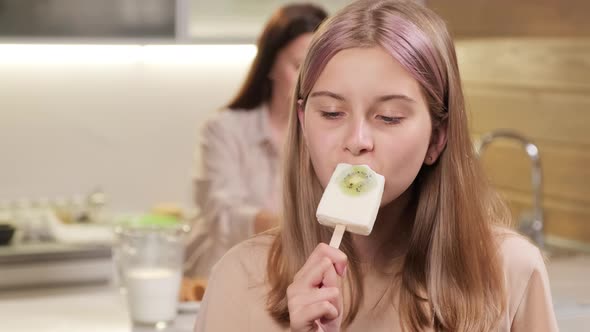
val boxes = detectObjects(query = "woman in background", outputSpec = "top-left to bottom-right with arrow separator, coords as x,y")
182,3 -> 328,289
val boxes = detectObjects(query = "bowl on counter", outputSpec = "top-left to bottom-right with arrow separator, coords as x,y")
0,224 -> 15,245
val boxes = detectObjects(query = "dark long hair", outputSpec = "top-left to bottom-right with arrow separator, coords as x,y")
227,3 -> 327,111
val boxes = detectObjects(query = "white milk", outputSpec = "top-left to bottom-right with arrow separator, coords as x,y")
125,267 -> 182,324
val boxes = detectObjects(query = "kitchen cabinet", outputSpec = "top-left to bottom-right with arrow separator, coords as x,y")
183,0 -> 352,42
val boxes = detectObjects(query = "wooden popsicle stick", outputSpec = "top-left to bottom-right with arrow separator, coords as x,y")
329,224 -> 346,248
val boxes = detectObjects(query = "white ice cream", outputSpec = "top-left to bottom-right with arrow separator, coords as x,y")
316,163 -> 385,238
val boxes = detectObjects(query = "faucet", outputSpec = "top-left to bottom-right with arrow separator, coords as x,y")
475,130 -> 545,249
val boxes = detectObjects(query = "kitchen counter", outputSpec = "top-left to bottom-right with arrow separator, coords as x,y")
548,254 -> 590,331
0,254 -> 589,331
0,284 -> 197,332
0,242 -> 113,289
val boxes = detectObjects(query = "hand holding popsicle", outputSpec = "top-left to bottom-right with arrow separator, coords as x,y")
287,243 -> 347,332
287,164 -> 383,331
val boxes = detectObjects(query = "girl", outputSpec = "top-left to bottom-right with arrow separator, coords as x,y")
194,1 -> 558,331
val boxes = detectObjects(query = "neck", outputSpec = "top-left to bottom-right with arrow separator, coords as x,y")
351,187 -> 414,267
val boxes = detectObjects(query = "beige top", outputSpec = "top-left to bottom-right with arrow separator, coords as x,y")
184,105 -> 281,278
194,231 -> 559,331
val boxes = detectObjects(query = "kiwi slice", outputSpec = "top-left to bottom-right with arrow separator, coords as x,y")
338,165 -> 375,196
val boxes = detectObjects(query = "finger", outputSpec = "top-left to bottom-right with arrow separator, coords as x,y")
320,267 -> 342,312
290,301 -> 339,330
294,243 -> 348,282
288,287 -> 340,311
321,261 -> 340,289
321,267 -> 342,311
299,256 -> 337,288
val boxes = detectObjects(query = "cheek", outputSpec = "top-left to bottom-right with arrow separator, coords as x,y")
277,66 -> 298,85
284,68 -> 299,90
379,126 -> 431,204
304,123 -> 341,188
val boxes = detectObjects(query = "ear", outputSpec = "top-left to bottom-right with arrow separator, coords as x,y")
297,99 -> 306,133
424,121 -> 448,165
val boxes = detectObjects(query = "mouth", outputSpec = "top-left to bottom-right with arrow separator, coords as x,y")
336,162 -> 381,176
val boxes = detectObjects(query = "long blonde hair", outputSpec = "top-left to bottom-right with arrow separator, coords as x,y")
267,1 -> 510,330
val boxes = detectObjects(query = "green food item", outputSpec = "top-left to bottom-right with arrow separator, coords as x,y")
137,214 -> 180,227
339,165 -> 375,196
117,213 -> 180,228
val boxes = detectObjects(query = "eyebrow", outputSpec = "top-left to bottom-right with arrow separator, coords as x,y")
308,91 -> 346,101
308,90 -> 416,104
377,94 -> 416,103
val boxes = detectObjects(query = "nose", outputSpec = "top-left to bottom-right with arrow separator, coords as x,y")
344,118 -> 374,156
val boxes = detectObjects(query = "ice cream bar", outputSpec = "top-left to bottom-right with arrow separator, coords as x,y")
316,163 -> 385,248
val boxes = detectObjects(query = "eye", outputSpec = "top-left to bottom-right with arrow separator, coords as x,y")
376,115 -> 402,125
320,111 -> 344,119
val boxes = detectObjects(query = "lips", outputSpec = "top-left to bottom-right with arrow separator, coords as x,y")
337,161 -> 380,175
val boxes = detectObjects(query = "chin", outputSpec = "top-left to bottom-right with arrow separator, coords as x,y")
379,196 -> 396,208
380,188 -> 410,208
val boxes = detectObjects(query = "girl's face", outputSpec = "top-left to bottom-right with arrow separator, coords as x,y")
299,47 -> 445,206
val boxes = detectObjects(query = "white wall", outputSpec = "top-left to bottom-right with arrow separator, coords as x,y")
0,44 -> 255,213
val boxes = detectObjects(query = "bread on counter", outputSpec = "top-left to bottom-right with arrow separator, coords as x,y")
180,277 -> 207,302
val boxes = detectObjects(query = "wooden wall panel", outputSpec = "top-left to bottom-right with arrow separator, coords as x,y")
427,0 -> 590,245
456,39 -> 590,91
499,189 -> 590,244
455,39 -> 590,244
478,141 -> 590,204
465,86 -> 590,146
428,0 -> 590,38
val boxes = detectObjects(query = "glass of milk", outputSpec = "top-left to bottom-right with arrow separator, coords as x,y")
114,215 -> 189,327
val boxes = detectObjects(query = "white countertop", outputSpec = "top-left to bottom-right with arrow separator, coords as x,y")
0,283 -> 197,332
547,255 -> 590,331
0,255 -> 589,332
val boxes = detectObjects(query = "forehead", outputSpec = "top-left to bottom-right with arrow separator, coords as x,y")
311,47 -> 421,96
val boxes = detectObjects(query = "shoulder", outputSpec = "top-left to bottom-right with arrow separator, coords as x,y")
195,235 -> 277,330
196,234 -> 286,331
494,227 -> 545,279
201,107 -> 263,137
208,234 -> 275,286
493,227 -> 551,315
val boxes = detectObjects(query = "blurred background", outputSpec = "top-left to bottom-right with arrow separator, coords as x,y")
0,0 -> 588,331
0,0 -> 351,214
